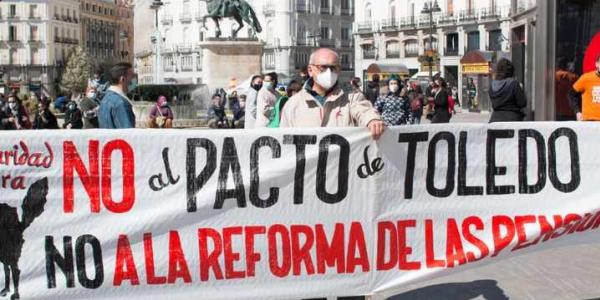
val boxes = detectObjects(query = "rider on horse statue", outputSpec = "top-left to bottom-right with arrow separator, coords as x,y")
203,0 -> 262,38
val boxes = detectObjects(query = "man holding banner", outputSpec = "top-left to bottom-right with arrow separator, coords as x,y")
280,48 -> 386,140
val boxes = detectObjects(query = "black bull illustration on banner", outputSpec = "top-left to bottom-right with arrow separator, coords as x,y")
0,178 -> 48,300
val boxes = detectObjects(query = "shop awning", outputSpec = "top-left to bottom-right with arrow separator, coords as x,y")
460,50 -> 493,74
366,63 -> 409,75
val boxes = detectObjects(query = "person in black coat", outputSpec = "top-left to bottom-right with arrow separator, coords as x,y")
33,101 -> 59,129
63,101 -> 84,129
431,78 -> 451,124
489,58 -> 527,123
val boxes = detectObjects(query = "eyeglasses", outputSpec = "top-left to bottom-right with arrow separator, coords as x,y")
310,64 -> 340,73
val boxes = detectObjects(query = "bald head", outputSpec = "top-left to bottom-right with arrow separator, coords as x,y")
309,48 -> 339,66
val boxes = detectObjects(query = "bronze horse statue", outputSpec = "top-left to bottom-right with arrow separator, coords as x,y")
200,0 -> 262,38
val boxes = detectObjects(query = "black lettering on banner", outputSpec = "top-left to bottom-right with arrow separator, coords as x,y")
486,130 -> 516,195
357,146 -> 385,178
398,132 -> 429,199
283,135 -> 317,205
215,137 -> 246,209
45,236 -> 75,288
518,129 -> 547,194
250,136 -> 281,208
548,128 -> 581,193
317,134 -> 350,204
75,235 -> 103,289
426,132 -> 455,197
458,131 -> 484,196
149,148 -> 181,192
186,138 -> 217,212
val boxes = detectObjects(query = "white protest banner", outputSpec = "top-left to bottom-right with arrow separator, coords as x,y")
0,123 -> 597,300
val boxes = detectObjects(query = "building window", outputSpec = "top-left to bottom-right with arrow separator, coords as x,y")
30,26 -> 39,41
31,49 -> 38,65
445,33 -> 459,55
488,29 -> 502,51
30,5 -> 38,18
404,39 -> 419,57
424,37 -> 438,50
9,49 -> 17,65
467,31 -> 480,51
9,26 -> 17,41
365,3 -> 372,21
341,54 -> 350,69
362,44 -> 376,59
341,27 -> 351,41
9,5 -> 16,17
320,26 -> 330,39
297,23 -> 307,45
386,41 -> 401,58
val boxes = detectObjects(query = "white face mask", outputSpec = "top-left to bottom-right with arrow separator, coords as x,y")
389,84 -> 400,93
263,81 -> 274,90
315,68 -> 338,90
8,102 -> 17,110
87,92 -> 96,99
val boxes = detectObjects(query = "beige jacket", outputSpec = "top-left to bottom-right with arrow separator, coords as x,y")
255,88 -> 278,128
280,85 -> 381,128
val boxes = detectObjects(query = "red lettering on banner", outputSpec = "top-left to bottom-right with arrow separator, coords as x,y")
445,219 -> 466,268
114,235 -> 140,286
397,220 -> 420,270
512,215 -> 537,251
425,220 -> 445,268
268,224 -> 291,277
376,221 -> 397,271
223,227 -> 245,279
552,213 -> 581,238
291,225 -> 315,276
575,213 -> 596,233
168,231 -> 192,283
63,139 -> 135,213
101,140 -> 136,213
461,216 -> 489,262
63,140 -> 100,213
143,233 -> 166,285
538,215 -> 563,242
244,226 -> 266,277
347,222 -> 369,272
492,215 -> 515,257
198,228 -> 224,281
315,224 -> 346,274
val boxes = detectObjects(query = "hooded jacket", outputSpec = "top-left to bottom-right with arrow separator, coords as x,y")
489,78 -> 526,122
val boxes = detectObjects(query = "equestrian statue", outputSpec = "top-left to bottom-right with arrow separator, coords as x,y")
200,0 -> 263,39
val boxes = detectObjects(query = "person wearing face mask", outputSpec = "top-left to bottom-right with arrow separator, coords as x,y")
0,94 -> 32,130
232,94 -> 246,128
255,72 -> 279,128
63,101 -> 84,129
374,76 -> 413,126
147,95 -> 174,128
79,86 -> 101,129
569,54 -> 600,121
244,74 -> 263,129
98,62 -> 137,129
280,48 -> 385,140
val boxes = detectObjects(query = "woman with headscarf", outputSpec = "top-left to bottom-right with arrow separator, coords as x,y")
147,95 -> 174,128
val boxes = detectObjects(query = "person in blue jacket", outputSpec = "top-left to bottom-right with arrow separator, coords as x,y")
98,62 -> 137,129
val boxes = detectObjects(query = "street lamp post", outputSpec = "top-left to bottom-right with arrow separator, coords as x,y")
150,0 -> 164,84
421,0 -> 441,81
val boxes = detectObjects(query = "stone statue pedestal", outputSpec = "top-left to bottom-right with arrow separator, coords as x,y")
200,39 -> 263,92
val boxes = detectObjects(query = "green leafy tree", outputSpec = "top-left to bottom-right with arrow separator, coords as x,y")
60,46 -> 93,93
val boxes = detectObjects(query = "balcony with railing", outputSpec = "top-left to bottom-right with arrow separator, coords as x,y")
397,16 -> 416,29
356,21 -> 375,34
320,6 -> 331,15
7,14 -> 19,20
296,3 -> 310,13
28,14 -> 42,20
405,50 -> 419,58
341,8 -> 352,16
514,0 -> 536,15
340,40 -> 352,48
381,19 -> 397,32
296,39 -> 310,46
319,38 -> 336,47
444,47 -> 459,56
161,14 -> 173,25
178,43 -> 192,53
181,63 -> 193,72
180,13 -> 192,23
